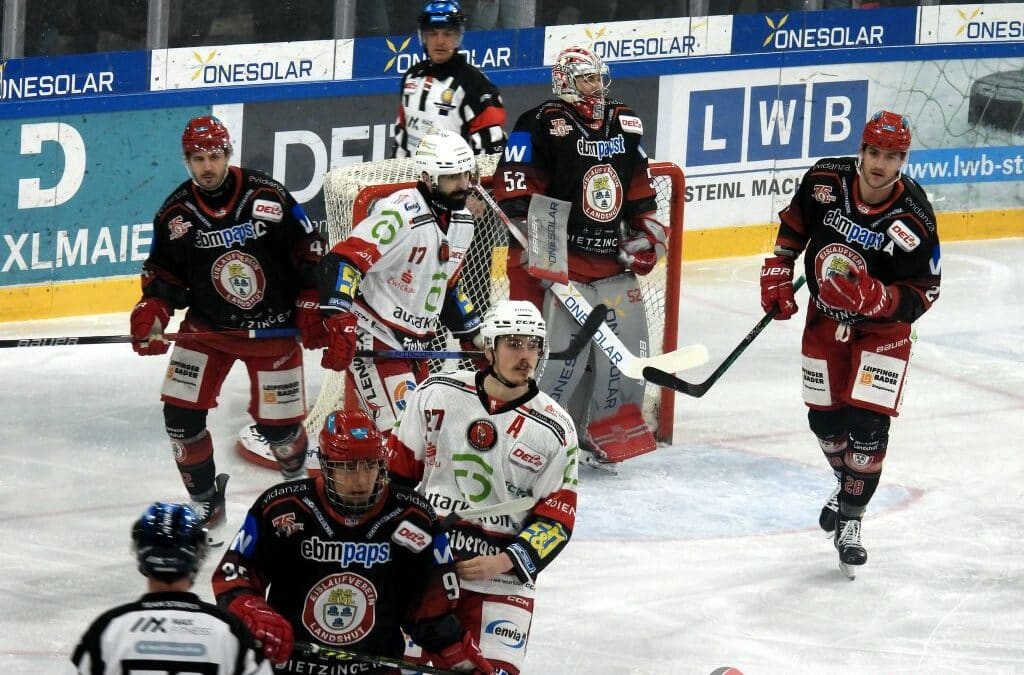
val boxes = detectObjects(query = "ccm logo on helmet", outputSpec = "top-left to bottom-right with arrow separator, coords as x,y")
253,199 -> 283,222
392,521 -> 431,552
510,446 -> 546,472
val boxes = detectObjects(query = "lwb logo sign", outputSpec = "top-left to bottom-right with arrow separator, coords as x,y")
685,80 -> 868,167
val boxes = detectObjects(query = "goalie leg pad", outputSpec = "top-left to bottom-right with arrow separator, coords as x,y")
586,403 -> 656,462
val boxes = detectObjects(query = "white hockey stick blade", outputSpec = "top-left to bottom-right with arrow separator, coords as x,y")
550,282 -> 709,380
455,497 -> 535,520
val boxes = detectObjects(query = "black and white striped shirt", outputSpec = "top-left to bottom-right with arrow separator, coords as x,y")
71,590 -> 270,675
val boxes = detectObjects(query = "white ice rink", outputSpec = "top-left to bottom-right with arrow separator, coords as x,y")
2,240 -> 1022,674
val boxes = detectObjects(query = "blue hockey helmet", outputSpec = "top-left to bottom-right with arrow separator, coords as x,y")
131,502 -> 208,582
418,1 -> 467,31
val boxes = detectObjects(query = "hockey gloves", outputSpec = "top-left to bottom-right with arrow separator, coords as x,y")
819,267 -> 896,319
760,256 -> 798,320
294,289 -> 328,349
430,631 -> 496,674
321,312 -> 359,372
228,595 -> 294,665
129,297 -> 171,355
618,216 -> 668,276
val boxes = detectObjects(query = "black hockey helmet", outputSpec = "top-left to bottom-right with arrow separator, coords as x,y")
131,502 -> 208,582
418,1 -> 467,31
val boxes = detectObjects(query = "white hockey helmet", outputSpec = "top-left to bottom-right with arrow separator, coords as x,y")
551,46 -> 611,121
480,300 -> 547,355
413,128 -> 477,184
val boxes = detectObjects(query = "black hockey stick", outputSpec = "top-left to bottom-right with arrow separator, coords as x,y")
0,327 -> 300,349
643,276 -> 807,398
293,641 -> 456,674
355,302 -> 607,361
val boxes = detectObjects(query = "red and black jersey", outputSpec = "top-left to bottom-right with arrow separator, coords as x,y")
778,157 -> 942,325
393,52 -> 507,158
492,98 -> 658,259
143,167 -> 324,330
212,479 -> 463,668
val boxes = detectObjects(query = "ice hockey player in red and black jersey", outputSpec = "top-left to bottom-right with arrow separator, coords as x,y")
213,409 -> 494,674
392,1 -> 507,158
760,110 -> 942,578
71,502 -> 270,674
129,116 -> 327,545
492,45 -> 668,467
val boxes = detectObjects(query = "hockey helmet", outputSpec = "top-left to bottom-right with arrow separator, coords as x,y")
552,46 -> 611,121
181,115 -> 232,157
480,300 -> 548,357
132,502 -> 208,582
318,410 -> 389,515
414,128 -> 477,184
418,0 -> 467,31
861,110 -> 912,154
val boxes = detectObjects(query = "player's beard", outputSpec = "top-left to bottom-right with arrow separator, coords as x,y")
433,186 -> 468,211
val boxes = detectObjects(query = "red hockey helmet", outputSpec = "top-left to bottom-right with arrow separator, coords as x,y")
861,110 -> 912,154
318,410 -> 389,515
181,115 -> 232,157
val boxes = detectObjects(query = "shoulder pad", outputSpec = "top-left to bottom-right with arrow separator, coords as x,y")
617,113 -> 643,135
258,480 -> 312,509
810,157 -> 856,175
244,170 -> 288,197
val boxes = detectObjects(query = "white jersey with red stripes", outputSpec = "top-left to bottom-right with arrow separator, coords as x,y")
391,369 -> 579,595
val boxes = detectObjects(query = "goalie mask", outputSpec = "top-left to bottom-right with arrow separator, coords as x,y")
552,46 -> 611,122
414,128 -> 478,210
858,110 -> 912,188
132,502 -> 208,583
480,300 -> 549,384
318,410 -> 389,517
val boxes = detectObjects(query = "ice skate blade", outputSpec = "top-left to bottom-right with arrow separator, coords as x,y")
581,454 -> 619,475
838,561 -> 860,580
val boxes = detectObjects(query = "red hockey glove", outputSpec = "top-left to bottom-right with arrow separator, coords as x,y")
618,215 -> 668,276
321,312 -> 359,372
818,268 -> 896,319
760,256 -> 798,320
129,297 -> 171,355
430,631 -> 495,674
294,289 -> 328,349
227,595 -> 294,665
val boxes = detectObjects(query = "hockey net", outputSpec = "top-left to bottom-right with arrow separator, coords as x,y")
305,154 -> 685,443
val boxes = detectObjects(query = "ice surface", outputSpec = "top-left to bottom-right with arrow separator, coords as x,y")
1,240 -> 1021,674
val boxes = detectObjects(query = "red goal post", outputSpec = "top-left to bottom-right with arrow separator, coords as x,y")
306,155 -> 685,444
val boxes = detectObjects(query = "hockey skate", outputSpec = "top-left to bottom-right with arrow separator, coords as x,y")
580,441 -> 619,475
834,513 -> 867,579
819,484 -> 840,533
192,473 -> 230,547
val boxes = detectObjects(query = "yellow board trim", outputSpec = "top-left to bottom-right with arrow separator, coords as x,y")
2,209 -> 1022,321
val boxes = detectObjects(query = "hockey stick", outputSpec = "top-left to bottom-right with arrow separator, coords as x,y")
642,275 -> 808,398
293,641 -> 455,675
355,302 -> 605,362
440,496 -> 536,529
472,184 -> 709,380
0,327 -> 299,349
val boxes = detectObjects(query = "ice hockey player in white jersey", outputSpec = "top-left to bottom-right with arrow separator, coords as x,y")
70,502 -> 269,675
389,300 -> 579,675
317,128 -> 484,434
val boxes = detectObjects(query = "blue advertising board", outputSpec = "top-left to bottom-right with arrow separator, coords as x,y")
0,50 -> 149,102
731,7 -> 918,55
